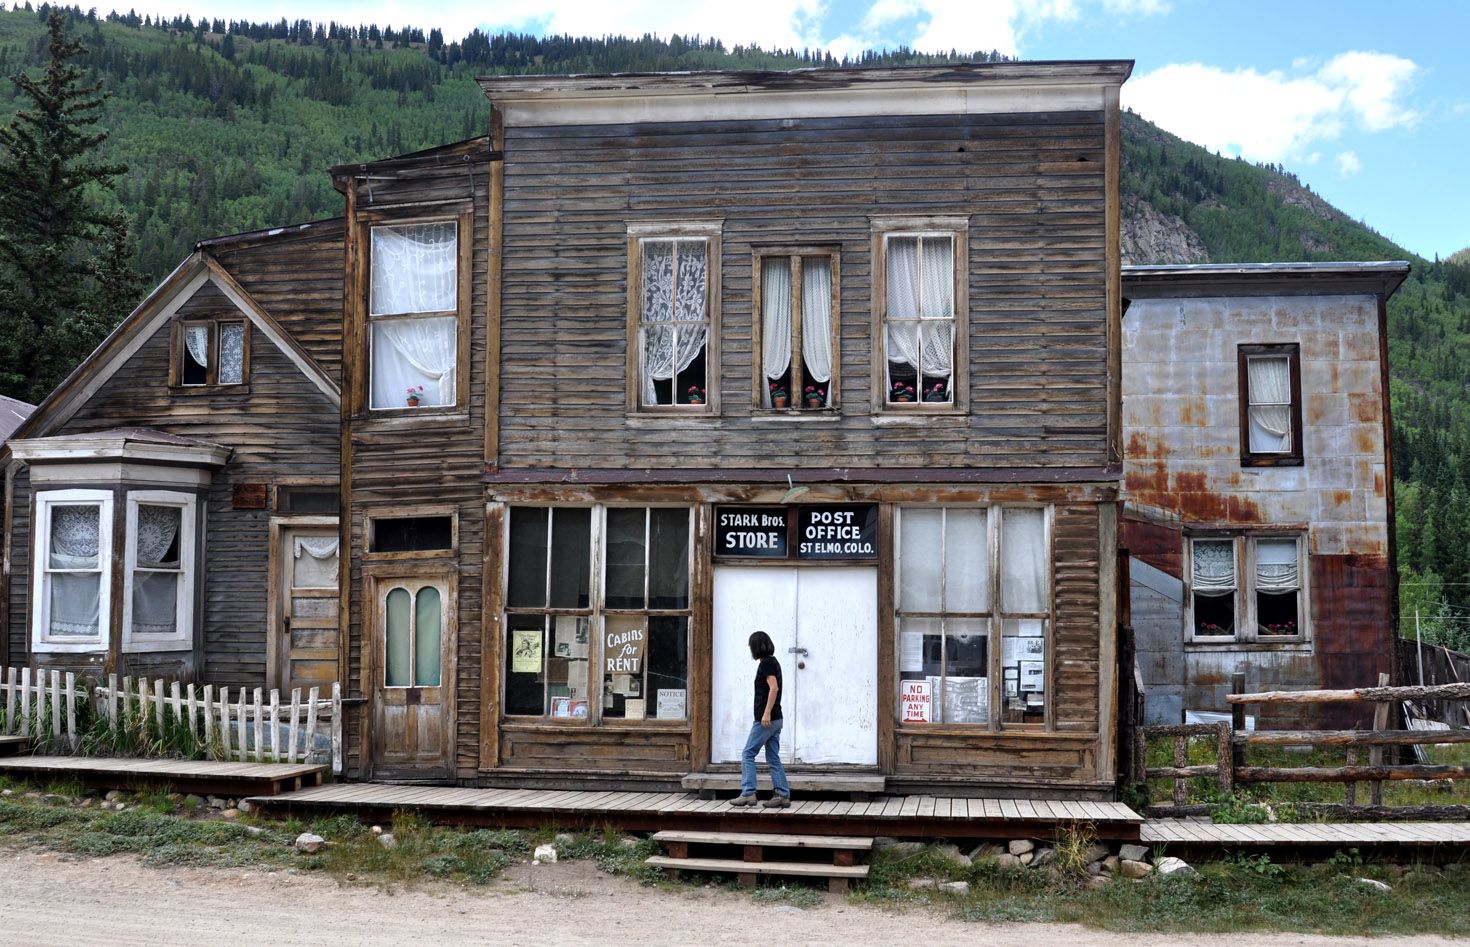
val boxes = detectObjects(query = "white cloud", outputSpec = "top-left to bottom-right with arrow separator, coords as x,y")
860,0 -> 1162,57
1336,151 -> 1361,177
1125,52 -> 1419,164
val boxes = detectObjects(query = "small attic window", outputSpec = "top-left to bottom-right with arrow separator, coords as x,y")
174,320 -> 249,388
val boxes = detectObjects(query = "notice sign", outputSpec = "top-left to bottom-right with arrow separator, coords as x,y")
797,505 -> 878,559
714,506 -> 788,558
900,679 -> 932,723
604,624 -> 646,675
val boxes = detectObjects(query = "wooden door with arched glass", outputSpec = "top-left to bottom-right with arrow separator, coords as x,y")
370,574 -> 455,779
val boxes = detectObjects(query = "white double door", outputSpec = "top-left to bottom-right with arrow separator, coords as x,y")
711,565 -> 878,766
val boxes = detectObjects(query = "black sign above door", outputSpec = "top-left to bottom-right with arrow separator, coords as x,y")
796,504 -> 878,559
714,504 -> 878,560
714,506 -> 788,558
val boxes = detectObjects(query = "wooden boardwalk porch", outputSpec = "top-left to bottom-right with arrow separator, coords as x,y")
248,783 -> 1146,841
0,755 -> 327,796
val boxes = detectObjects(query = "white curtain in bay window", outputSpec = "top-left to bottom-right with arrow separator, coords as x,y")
371,316 -> 457,408
760,259 -> 791,407
641,240 -> 708,405
1192,540 -> 1236,595
132,505 -> 182,636
49,505 -> 101,637
801,258 -> 834,406
1248,357 -> 1292,452
371,223 -> 457,316
293,536 -> 340,588
1255,539 -> 1300,592
1001,508 -> 1047,613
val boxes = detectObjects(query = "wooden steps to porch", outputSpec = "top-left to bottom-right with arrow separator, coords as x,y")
0,755 -> 328,797
0,735 -> 29,758
648,829 -> 872,892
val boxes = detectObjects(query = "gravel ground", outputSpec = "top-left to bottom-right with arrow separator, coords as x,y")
0,849 -> 1455,946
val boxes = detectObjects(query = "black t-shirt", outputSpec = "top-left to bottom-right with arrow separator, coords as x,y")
753,656 -> 783,722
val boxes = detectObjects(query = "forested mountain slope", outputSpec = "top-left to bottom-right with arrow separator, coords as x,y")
0,5 -> 1465,638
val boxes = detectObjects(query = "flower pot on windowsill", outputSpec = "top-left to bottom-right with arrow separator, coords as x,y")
805,396 -> 824,409
406,397 -> 421,408
773,395 -> 789,409
894,394 -> 914,403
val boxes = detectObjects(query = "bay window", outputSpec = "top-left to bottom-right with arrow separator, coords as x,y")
368,219 -> 464,411
33,490 -> 113,652
896,504 -> 1050,728
123,491 -> 197,651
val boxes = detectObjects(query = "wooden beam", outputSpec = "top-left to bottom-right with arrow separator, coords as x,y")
1228,683 -> 1470,704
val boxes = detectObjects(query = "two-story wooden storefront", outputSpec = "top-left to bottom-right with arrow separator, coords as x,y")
4,61 -> 1134,799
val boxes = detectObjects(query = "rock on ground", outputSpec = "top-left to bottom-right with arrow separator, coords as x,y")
1155,857 -> 1195,877
1008,839 -> 1035,856
1118,844 -> 1149,862
1119,859 -> 1152,880
1083,844 -> 1110,863
940,881 -> 970,895
378,833 -> 396,850
1357,878 -> 1392,893
294,833 -> 326,854
533,844 -> 557,865
1031,848 -> 1056,869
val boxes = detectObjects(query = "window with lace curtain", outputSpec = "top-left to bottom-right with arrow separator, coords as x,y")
754,249 -> 840,411
368,218 -> 465,412
873,218 -> 967,411
1186,534 -> 1308,643
123,491 -> 198,652
1238,344 -> 1303,465
33,490 -> 114,652
173,320 -> 248,388
628,224 -> 720,411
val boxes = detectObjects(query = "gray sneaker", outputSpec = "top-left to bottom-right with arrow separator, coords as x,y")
761,794 -> 791,809
729,794 -> 757,807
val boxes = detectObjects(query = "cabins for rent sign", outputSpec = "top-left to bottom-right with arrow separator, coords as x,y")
605,624 -> 646,674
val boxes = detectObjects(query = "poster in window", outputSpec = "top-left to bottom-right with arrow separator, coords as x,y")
657,689 -> 687,720
511,629 -> 542,673
1019,660 -> 1044,693
555,616 -> 589,658
1004,667 -> 1020,697
624,698 -> 646,721
943,676 -> 988,724
604,620 -> 646,675
900,679 -> 932,723
1002,636 -> 1045,666
551,697 -> 572,718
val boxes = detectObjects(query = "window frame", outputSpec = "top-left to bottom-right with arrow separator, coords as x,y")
626,222 -> 722,416
364,505 -> 459,562
894,503 -> 1053,732
871,217 -> 969,415
362,209 -> 473,418
31,489 -> 115,654
379,576 -> 450,690
1237,343 -> 1304,466
121,490 -> 198,653
169,318 -> 250,391
501,503 -> 694,726
751,246 -> 842,413
1184,532 -> 1311,645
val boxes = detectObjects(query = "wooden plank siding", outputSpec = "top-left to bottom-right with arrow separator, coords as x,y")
6,262 -> 341,684
495,111 -> 1109,471
337,151 -> 493,782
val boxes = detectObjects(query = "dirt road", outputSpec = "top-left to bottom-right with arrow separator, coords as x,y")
0,850 -> 1445,946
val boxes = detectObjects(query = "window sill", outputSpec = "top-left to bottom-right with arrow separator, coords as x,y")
170,384 -> 251,396
357,410 -> 470,428
747,411 -> 842,424
30,640 -> 107,655
1240,456 -> 1304,468
1185,637 -> 1312,651
499,718 -> 690,730
122,638 -> 194,654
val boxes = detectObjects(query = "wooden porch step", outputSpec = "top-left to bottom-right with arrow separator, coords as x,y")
646,855 -> 868,888
652,830 -> 874,850
0,735 -> 29,758
681,771 -> 885,793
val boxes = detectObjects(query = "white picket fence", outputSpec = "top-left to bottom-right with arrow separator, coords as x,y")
0,665 -> 341,773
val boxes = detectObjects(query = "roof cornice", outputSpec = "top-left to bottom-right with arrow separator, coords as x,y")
1122,261 -> 1412,301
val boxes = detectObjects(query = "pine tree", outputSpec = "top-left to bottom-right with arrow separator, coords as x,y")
0,11 -> 138,402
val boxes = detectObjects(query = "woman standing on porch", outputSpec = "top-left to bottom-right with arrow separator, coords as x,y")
731,631 -> 792,808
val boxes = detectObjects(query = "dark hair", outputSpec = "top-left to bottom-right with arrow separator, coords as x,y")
748,631 -> 775,659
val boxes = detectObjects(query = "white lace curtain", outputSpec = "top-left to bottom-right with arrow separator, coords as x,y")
184,325 -> 209,370
1193,541 -> 1236,595
1001,509 -> 1047,613
48,505 -> 101,637
1248,357 -> 1292,452
219,323 -> 245,385
760,260 -> 791,407
371,223 -> 457,316
885,237 -> 955,398
1255,539 -> 1300,592
641,240 -> 708,405
802,258 -> 834,406
371,317 -> 457,409
131,505 -> 182,636
293,536 -> 340,589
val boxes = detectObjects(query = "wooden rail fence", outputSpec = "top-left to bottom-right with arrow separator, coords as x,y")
0,665 -> 341,774
1137,675 -> 1470,819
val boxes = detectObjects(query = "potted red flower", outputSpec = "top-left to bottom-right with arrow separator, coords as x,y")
405,385 -> 425,407
686,385 -> 706,405
768,382 -> 788,409
804,385 -> 824,409
891,381 -> 916,403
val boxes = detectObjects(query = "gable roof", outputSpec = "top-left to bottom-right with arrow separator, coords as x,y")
6,249 -> 341,448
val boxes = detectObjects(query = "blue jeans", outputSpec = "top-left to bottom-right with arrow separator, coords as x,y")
740,719 -> 790,797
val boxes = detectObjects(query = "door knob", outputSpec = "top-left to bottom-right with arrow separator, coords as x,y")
797,661 -> 806,669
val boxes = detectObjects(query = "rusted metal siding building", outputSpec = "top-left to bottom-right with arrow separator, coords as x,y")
1120,263 -> 1409,727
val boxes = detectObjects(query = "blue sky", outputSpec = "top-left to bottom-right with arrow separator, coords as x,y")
131,0 -> 1467,259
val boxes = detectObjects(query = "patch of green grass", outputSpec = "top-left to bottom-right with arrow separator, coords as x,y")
751,884 -> 824,908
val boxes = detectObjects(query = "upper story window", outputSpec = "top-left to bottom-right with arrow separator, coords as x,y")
368,219 -> 463,412
1187,534 -> 1308,643
874,218 -> 968,410
756,249 -> 839,411
173,320 -> 248,388
1238,343 -> 1303,465
628,223 -> 721,412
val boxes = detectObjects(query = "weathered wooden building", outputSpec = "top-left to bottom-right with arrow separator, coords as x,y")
1120,263 -> 1408,727
4,60 -> 1145,798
